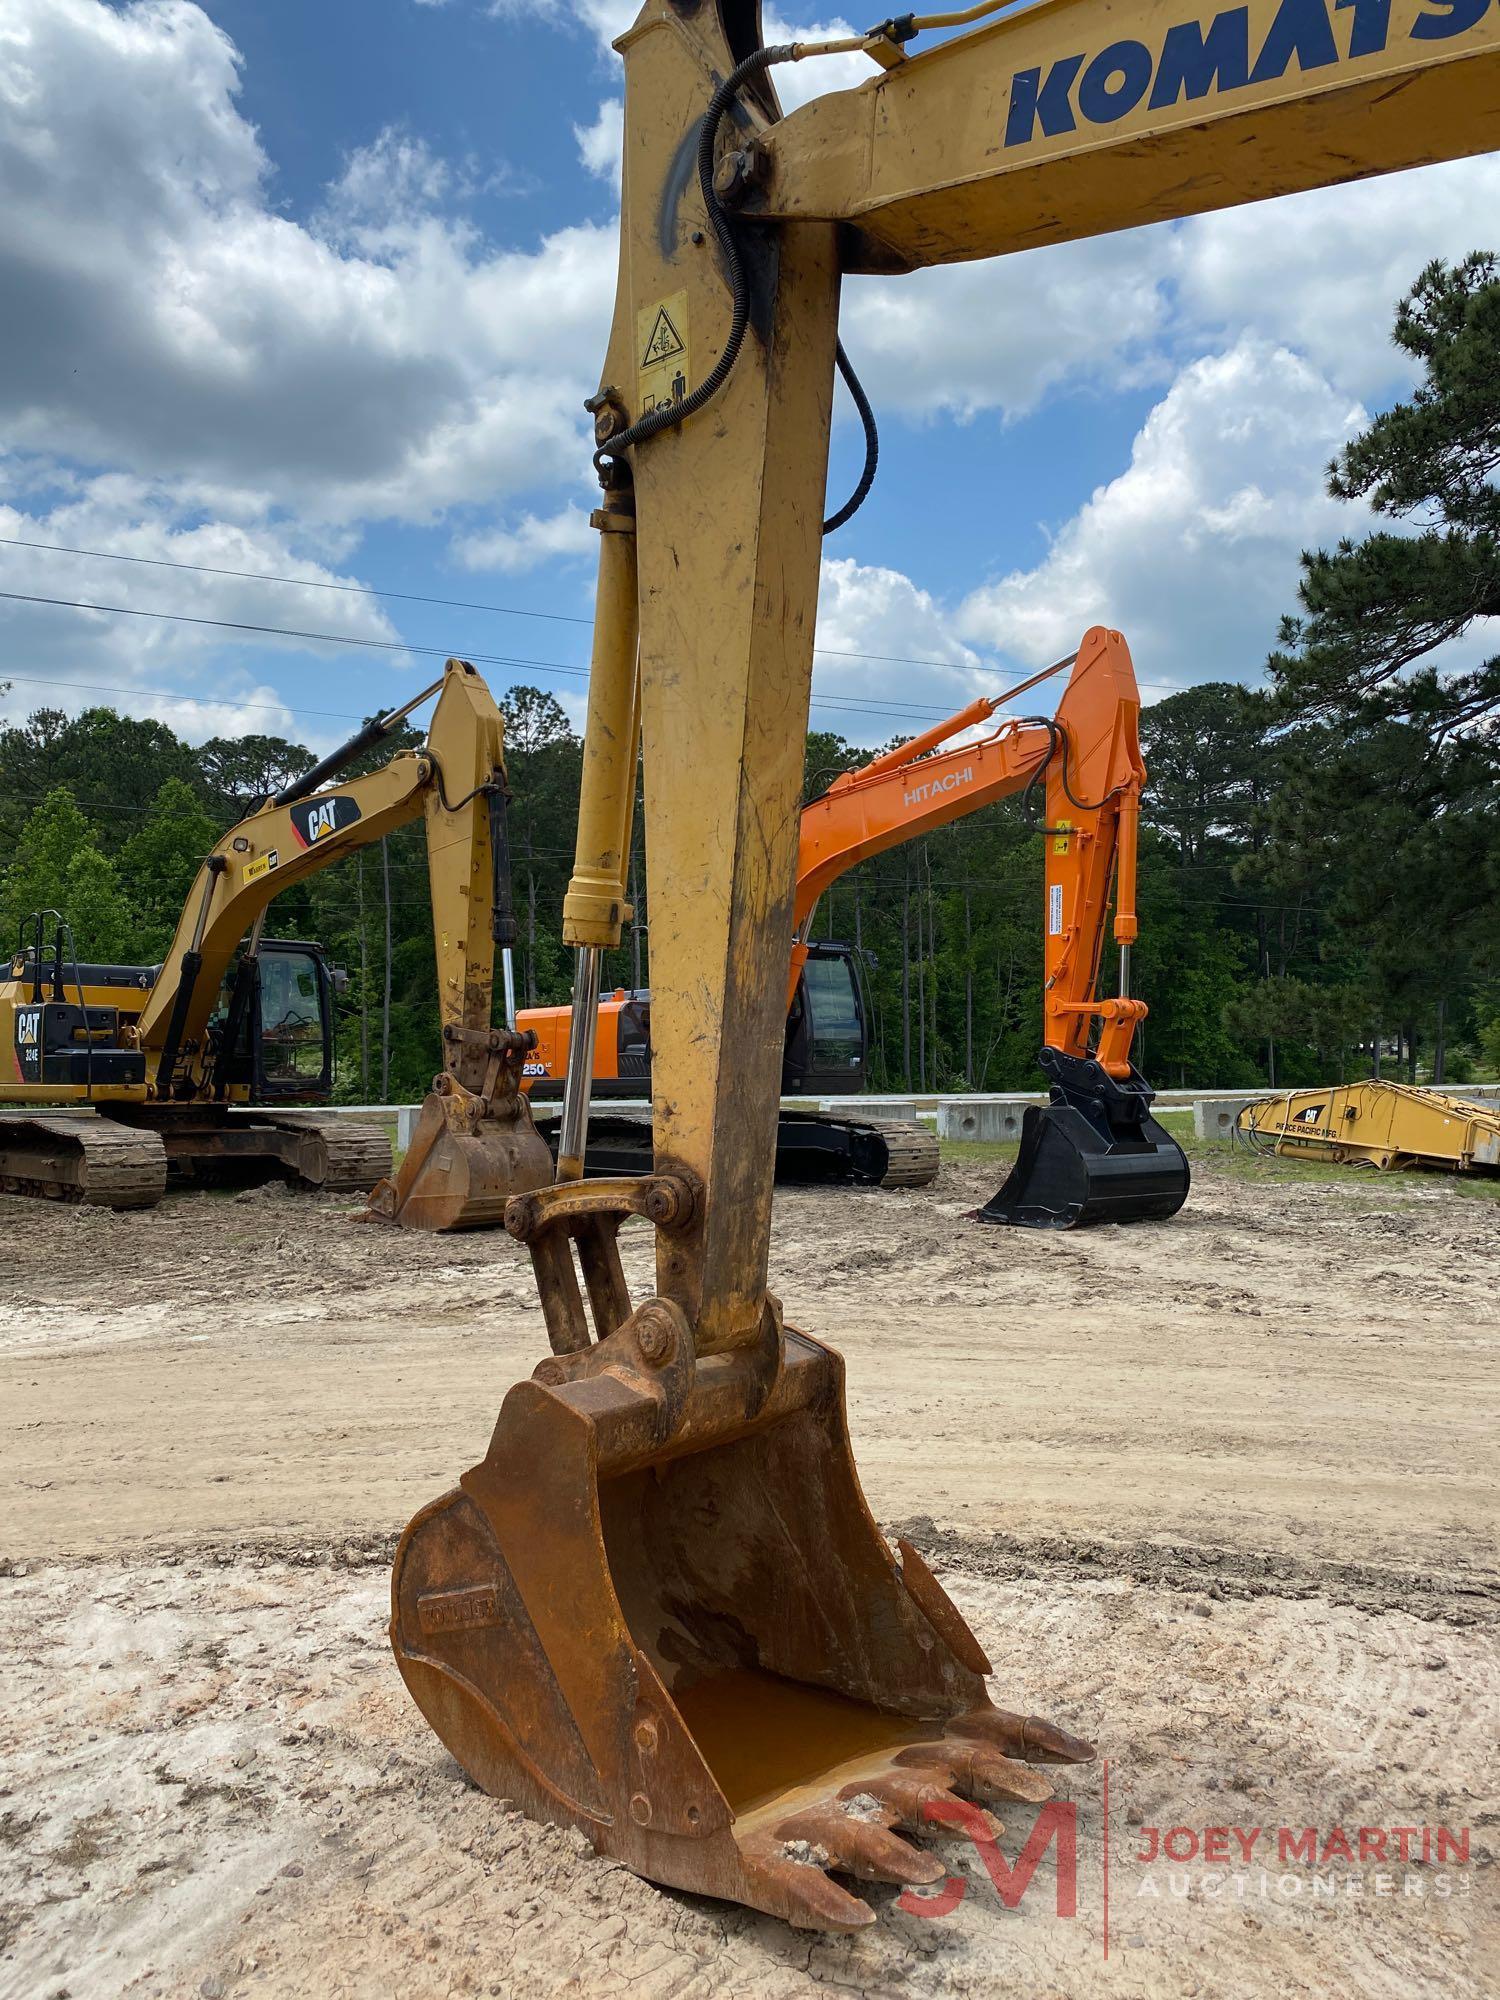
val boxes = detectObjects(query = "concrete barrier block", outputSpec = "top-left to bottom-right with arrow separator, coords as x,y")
1194,1096 -> 1264,1141
938,1098 -> 1029,1144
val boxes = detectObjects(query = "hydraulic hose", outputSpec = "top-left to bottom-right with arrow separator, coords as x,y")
595,48 -> 792,475
825,342 -> 879,535
594,46 -> 879,534
1018,715 -> 1126,820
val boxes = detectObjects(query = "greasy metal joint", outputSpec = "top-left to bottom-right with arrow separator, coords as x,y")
505,1175 -> 701,1359
504,1172 -> 701,1245
442,1022 -> 528,1053
712,134 -> 771,206
634,1302 -> 677,1366
585,386 -> 628,449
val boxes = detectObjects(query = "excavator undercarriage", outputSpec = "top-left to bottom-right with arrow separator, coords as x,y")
0,1105 -> 392,1208
531,1105 -> 941,1191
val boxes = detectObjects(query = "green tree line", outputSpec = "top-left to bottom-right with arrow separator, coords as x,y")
2,255 -> 1496,1098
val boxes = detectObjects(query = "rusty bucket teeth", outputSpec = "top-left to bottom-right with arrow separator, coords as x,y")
893,1740 -> 1055,1806
953,1704 -> 1098,1766
839,1773 -> 1004,1843
740,1845 -> 879,1931
728,1703 -> 1093,1927
767,1802 -> 947,1887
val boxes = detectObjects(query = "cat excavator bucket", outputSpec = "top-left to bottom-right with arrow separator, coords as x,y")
391,1173 -> 1093,1929
979,1050 -> 1191,1229
364,1035 -> 553,1231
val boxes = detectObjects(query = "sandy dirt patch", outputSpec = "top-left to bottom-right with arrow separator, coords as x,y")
1,1154 -> 1496,1997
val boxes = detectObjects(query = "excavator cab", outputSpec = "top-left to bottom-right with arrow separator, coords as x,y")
781,942 -> 866,1096
208,941 -> 337,1103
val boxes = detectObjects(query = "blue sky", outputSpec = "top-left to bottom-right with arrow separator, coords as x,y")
0,0 -> 1493,754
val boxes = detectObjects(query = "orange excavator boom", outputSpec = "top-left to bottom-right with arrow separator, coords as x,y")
792,625 -> 1146,1078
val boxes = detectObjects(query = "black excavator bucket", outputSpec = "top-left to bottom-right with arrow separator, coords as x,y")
978,1049 -> 1189,1229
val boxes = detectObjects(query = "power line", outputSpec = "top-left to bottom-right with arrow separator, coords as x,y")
0,588 -> 1030,726
0,534 -> 595,629
0,531 -> 1204,691
0,586 -> 575,672
1,672 -> 362,724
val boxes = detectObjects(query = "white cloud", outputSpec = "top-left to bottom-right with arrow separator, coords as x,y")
452,504 -> 595,573
840,155 -> 1496,424
1171,157 -> 1500,401
845,230 -> 1173,423
812,555 -> 1000,738
0,0 -> 613,529
319,127 -> 454,229
0,469 -> 404,747
573,99 -> 622,183
957,340 -> 1371,684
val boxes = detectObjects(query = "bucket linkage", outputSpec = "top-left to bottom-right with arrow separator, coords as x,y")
363,1023 -> 553,1231
391,1171 -> 1094,1929
979,1048 -> 1190,1230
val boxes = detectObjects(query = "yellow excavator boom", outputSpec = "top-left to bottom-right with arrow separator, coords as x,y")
389,0 -> 1499,1931
1238,1079 -> 1500,1171
759,0 -> 1500,266
1,659 -> 550,1221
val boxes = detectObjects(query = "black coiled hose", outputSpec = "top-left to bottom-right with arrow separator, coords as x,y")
826,340 -> 879,535
595,45 -> 878,535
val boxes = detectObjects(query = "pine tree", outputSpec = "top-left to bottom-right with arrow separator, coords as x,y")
0,788 -> 134,963
120,778 -> 219,954
1264,252 -> 1500,1071
1271,253 -> 1500,737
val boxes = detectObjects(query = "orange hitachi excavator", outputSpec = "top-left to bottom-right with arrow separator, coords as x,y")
519,625 -> 1188,1225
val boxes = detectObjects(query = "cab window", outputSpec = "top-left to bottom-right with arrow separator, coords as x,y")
258,950 -> 325,1082
803,954 -> 862,1072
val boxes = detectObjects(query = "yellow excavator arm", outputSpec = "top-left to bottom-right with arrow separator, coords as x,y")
759,0 -> 1499,266
389,0 -> 1498,1931
130,654 -> 553,1229
135,659 -> 510,1104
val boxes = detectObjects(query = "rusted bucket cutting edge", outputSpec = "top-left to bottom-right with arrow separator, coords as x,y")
364,1088 -> 552,1231
391,1312 -> 1094,1928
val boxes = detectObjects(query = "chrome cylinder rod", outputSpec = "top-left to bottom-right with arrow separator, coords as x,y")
500,946 -> 518,1032
555,945 -> 603,1183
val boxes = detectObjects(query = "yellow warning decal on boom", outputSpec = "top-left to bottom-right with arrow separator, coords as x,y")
636,291 -> 689,419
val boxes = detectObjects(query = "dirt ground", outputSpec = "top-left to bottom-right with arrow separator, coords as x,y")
2,1151 -> 1497,1998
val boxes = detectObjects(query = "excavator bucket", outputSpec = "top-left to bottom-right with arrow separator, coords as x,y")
391,1174 -> 1093,1929
363,1041 -> 553,1232
979,1050 -> 1189,1229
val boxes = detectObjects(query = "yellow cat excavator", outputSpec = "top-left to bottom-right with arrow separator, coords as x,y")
390,0 -> 1498,1931
1,659 -> 547,1226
